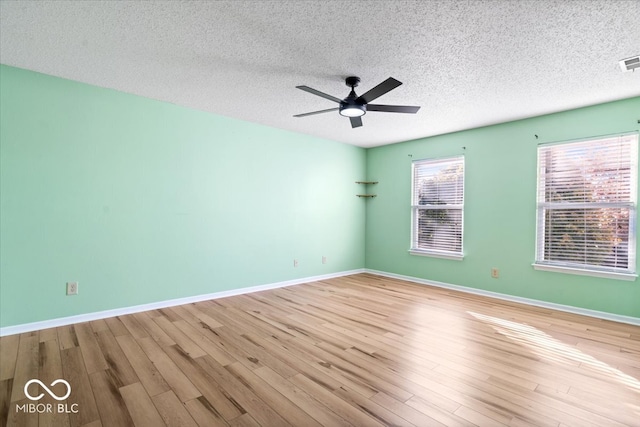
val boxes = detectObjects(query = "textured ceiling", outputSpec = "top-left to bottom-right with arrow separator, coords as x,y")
1,1 -> 639,148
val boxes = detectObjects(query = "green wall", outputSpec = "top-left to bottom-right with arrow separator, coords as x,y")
0,65 -> 366,328
365,96 -> 640,318
2,64 -> 638,329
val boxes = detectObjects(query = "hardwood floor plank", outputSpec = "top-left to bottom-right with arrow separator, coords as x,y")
38,328 -> 59,343
196,309 -> 301,376
454,404 -> 509,427
331,384 -> 418,427
183,303 -> 224,329
0,335 -> 19,381
57,325 -> 79,350
136,338 -> 201,403
239,332 -> 344,392
152,316 -> 206,359
156,308 -> 182,323
536,384 -> 640,427
60,346 -> 100,427
115,335 -> 170,397
253,366 -> 351,427
227,413 -> 260,427
9,333 -> 38,402
289,372 -> 386,427
370,391 -> 448,427
249,325 -> 365,394
152,390 -> 198,427
183,396 -> 230,427
166,305 -> 201,326
0,379 -> 13,427
194,355 -> 292,427
315,340 -> 415,401
88,370 -> 134,427
171,320 -> 235,366
273,329 -> 379,398
218,305 -> 300,344
185,324 -> 263,372
118,315 -> 150,340
131,313 -> 175,347
423,354 -> 627,427
95,330 -> 139,388
162,345 -> 245,420
74,323 -> 108,374
5,398 -> 38,427
104,317 -> 130,338
38,339 -> 71,427
224,362 -> 323,427
119,382 -> 165,427
242,330 -> 340,381
90,320 -> 109,334
405,394 -> 472,427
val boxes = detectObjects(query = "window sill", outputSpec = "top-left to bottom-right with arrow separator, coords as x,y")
532,263 -> 637,281
409,250 -> 464,261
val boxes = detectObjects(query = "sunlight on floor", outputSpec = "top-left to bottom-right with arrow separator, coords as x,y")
467,311 -> 640,393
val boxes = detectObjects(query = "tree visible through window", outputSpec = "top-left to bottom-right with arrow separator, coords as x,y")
411,156 -> 464,258
535,134 -> 638,276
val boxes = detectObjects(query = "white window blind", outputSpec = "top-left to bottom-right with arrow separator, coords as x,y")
411,156 -> 464,258
535,133 -> 638,277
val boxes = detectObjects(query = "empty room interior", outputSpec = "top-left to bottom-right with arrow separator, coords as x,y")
1,1 -> 640,426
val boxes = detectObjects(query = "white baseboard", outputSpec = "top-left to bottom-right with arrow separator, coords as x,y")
365,269 -> 640,326
4,267 -> 637,336
0,269 -> 365,337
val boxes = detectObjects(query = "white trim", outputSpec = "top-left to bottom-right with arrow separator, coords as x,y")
532,263 -> 637,281
0,269 -> 365,337
537,131 -> 639,147
365,269 -> 640,326
411,155 -> 465,256
408,249 -> 464,261
535,134 -> 639,277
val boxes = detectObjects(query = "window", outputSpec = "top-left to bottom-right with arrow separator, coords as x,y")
534,133 -> 638,280
410,156 -> 464,259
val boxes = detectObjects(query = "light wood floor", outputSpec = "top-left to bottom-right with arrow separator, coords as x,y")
1,273 -> 639,427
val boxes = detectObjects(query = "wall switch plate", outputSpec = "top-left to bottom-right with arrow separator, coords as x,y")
491,268 -> 499,279
322,256 -> 327,264
66,281 -> 78,295
293,259 -> 298,267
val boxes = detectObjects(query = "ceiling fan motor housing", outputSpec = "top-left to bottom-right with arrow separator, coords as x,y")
340,77 -> 366,117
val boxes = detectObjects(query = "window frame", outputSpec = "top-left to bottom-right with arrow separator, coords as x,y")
533,133 -> 639,281
409,155 -> 465,260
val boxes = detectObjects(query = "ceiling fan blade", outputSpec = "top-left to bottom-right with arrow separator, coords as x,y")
296,86 -> 342,103
293,107 -> 339,118
350,116 -> 363,128
367,104 -> 421,114
356,77 -> 402,104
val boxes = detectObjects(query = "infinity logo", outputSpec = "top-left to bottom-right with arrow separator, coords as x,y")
24,379 -> 71,401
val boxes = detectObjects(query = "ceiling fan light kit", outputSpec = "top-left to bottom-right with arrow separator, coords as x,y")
294,76 -> 421,128
339,105 -> 366,117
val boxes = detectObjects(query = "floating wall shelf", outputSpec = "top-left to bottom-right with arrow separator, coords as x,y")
356,181 -> 378,198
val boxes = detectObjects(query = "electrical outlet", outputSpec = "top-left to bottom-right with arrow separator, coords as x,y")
293,259 -> 298,267
66,281 -> 78,295
322,256 -> 327,264
491,268 -> 499,279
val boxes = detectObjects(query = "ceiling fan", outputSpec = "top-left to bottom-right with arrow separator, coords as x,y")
294,76 -> 420,128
